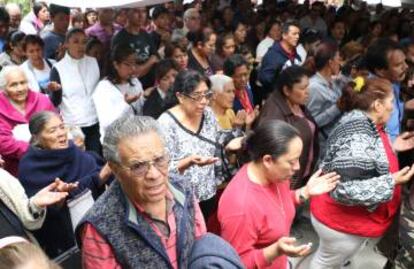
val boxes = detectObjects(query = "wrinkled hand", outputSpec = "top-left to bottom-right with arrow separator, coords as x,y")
393,165 -> 414,185
124,92 -> 142,104
53,178 -> 78,192
276,237 -> 312,257
305,169 -> 340,198
191,155 -> 219,166
393,132 -> 414,152
47,81 -> 62,92
233,110 -> 247,127
245,106 -> 260,126
31,179 -> 75,208
225,137 -> 244,152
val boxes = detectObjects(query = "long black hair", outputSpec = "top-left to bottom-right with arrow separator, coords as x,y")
107,43 -> 136,86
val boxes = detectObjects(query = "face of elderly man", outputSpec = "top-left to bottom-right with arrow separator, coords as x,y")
4,68 -> 29,105
111,131 -> 169,205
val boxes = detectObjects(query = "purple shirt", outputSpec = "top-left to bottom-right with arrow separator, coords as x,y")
85,23 -> 122,47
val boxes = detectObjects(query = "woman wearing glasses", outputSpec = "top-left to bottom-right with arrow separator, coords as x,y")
18,111 -> 112,258
158,70 -> 243,220
93,43 -> 145,141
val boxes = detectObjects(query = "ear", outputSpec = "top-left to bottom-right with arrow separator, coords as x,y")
282,86 -> 290,97
262,154 -> 274,168
371,99 -> 382,113
176,92 -> 184,103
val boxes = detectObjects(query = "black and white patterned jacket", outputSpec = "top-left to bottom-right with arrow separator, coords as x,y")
321,110 -> 395,211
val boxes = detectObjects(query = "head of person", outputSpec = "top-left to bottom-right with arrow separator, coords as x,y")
33,2 -> 49,24
155,59 -> 179,92
265,20 -> 282,41
103,116 -> 169,206
86,37 -> 103,62
366,38 -> 408,83
216,33 -> 236,59
65,28 -> 87,59
276,65 -> 310,106
183,8 -> 201,33
330,19 -> 346,42
0,238 -> 61,269
165,41 -> 188,70
209,74 -> 235,110
310,2 -> 324,19
0,66 -> 29,106
97,8 -> 114,26
4,30 -> 25,58
281,20 -> 301,49
114,9 -> 128,27
85,9 -> 98,27
108,43 -> 137,85
238,45 -> 255,74
244,120 -> 302,182
337,77 -> 394,125
223,54 -> 249,90
341,54 -> 369,79
232,21 -> 247,45
167,70 -> 212,116
152,5 -> 170,32
188,29 -> 216,58
299,28 -> 322,56
0,7 -> 10,39
5,3 -> 21,31
71,12 -> 85,29
29,111 -> 69,150
49,4 -> 70,35
22,34 -> 44,65
314,42 -> 343,76
369,21 -> 383,38
340,41 -> 365,63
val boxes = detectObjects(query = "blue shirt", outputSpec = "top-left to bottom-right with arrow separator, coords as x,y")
386,83 -> 404,142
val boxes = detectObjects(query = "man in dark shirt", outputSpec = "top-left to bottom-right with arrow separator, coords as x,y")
112,8 -> 158,89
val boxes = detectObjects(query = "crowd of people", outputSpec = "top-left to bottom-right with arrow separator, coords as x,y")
1,0 -> 414,268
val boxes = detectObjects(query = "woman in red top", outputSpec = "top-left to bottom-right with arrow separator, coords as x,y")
218,120 -> 339,269
309,78 -> 414,268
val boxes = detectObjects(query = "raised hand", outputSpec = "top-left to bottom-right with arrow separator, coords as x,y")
393,132 -> 414,152
124,92 -> 142,104
305,169 -> 340,198
393,165 -> 414,185
233,110 -> 247,127
276,237 -> 312,257
30,180 -> 71,208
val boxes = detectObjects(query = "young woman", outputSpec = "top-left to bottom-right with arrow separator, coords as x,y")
165,41 -> 189,70
93,43 -> 145,140
210,33 -> 236,72
0,31 -> 26,69
187,29 -> 217,76
50,28 -> 101,154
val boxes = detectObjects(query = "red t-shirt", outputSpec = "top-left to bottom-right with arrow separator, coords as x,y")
311,125 -> 401,237
218,164 -> 298,268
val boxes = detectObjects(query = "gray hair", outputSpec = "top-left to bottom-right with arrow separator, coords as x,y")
29,111 -> 59,146
103,115 -> 165,164
183,8 -> 199,21
0,66 -> 27,89
209,74 -> 233,93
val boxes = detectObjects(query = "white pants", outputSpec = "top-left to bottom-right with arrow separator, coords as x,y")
309,215 -> 380,269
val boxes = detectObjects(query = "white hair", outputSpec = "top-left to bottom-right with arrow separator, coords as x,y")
209,74 -> 233,93
5,3 -> 21,14
0,66 -> 27,89
183,8 -> 199,21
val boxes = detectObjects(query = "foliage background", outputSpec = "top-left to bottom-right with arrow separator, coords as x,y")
2,0 -> 32,14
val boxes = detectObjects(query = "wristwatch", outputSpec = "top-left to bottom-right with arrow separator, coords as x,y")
299,187 -> 308,203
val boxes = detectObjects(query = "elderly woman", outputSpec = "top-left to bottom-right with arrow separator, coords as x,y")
20,35 -> 56,94
50,28 -> 101,154
258,65 -> 319,189
209,74 -> 255,130
93,43 -> 144,141
158,70 -> 243,219
309,78 -> 414,268
306,42 -> 344,155
218,120 -> 339,269
0,66 -> 55,176
18,111 -> 112,258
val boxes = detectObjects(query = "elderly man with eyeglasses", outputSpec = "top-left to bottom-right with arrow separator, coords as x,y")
76,115 -> 206,269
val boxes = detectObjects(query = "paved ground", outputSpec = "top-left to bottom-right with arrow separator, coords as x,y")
288,206 -> 388,269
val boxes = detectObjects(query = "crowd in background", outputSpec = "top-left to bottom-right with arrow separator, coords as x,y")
1,0 -> 414,268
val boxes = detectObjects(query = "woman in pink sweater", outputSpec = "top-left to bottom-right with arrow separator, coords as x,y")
218,120 -> 339,269
0,66 -> 55,176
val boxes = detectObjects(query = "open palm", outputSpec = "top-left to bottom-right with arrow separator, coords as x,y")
306,169 -> 340,197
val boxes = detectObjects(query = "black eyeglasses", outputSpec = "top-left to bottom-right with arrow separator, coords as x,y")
120,154 -> 169,177
182,90 -> 214,102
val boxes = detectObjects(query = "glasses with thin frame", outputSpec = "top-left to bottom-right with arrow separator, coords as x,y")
120,154 -> 169,177
182,90 -> 214,102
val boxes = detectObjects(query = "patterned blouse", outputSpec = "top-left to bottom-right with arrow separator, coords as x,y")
158,107 -> 241,201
